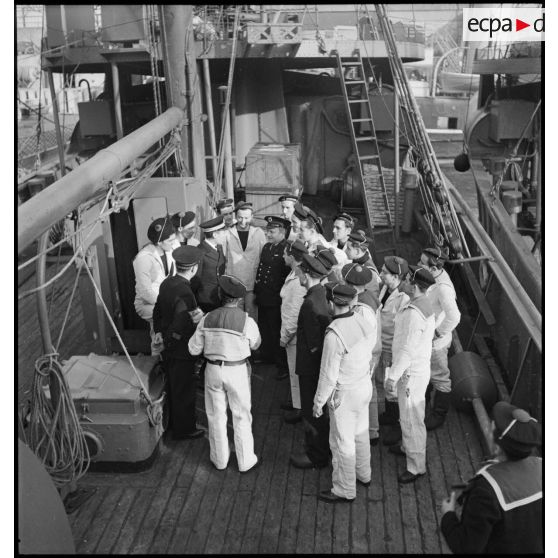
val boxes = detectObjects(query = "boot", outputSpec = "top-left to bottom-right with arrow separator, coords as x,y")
425,390 -> 451,431
382,422 -> 402,446
379,400 -> 399,426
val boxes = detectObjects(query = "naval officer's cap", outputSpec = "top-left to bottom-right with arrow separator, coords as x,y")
341,262 -> 373,286
218,274 -> 247,299
325,282 -> 357,306
200,215 -> 225,233
264,215 -> 290,229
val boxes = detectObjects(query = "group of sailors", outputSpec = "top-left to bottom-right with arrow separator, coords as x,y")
132,193 -> 542,553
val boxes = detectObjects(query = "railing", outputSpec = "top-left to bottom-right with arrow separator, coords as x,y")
474,41 -> 542,61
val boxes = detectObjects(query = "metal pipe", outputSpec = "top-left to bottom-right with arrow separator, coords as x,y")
18,107 -> 184,253
472,397 -> 497,457
46,69 -> 66,174
431,46 -> 464,98
36,232 -> 55,354
447,255 -> 493,264
111,62 -> 124,140
202,58 -> 218,182
394,89 -> 400,240
223,108 -> 234,198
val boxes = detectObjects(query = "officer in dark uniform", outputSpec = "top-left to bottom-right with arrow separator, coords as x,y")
290,254 -> 332,469
153,246 -> 205,440
254,216 -> 290,378
441,401 -> 542,554
192,215 -> 228,313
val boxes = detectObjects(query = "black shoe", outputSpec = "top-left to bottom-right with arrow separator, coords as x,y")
382,424 -> 402,446
370,437 -> 379,446
425,390 -> 451,431
318,490 -> 355,503
240,456 -> 262,474
284,410 -> 302,424
388,444 -> 405,456
398,470 -> 425,484
356,478 -> 371,487
290,452 -> 328,469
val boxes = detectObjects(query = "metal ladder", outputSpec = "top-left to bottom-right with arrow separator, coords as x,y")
334,48 -> 395,252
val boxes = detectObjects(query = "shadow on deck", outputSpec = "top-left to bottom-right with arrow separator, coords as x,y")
68,362 -> 487,555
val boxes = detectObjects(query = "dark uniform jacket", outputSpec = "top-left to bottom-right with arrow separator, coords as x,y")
254,239 -> 290,307
441,456 -> 543,554
153,275 -> 198,360
295,284 -> 332,377
191,240 -> 226,309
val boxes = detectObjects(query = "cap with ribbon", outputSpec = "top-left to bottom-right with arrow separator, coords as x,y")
278,193 -> 298,203
216,198 -> 235,214
383,255 -> 409,276
218,274 -> 247,299
341,262 -> 373,286
287,239 -> 308,257
422,245 -> 449,262
171,211 -> 196,231
492,401 -> 541,457
334,212 -> 355,228
348,230 -> 369,248
304,207 -> 324,235
299,254 -> 329,278
200,215 -> 225,233
314,245 -> 338,270
172,246 -> 201,268
408,265 -> 436,288
147,216 -> 175,244
293,201 -> 308,221
325,282 -> 357,306
264,215 -> 290,229
235,200 -> 253,212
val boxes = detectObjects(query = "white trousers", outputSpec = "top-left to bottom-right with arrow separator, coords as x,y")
204,362 -> 257,472
286,342 -> 301,409
328,379 -> 372,500
430,342 -> 452,393
397,371 -> 429,475
368,351 -> 394,438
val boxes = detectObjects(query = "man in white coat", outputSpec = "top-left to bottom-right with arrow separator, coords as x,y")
418,246 -> 461,430
188,274 -> 262,473
224,201 -> 266,320
313,282 -> 376,503
133,216 -> 177,355
384,266 -> 436,484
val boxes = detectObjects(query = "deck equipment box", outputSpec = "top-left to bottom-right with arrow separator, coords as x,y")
56,354 -> 166,469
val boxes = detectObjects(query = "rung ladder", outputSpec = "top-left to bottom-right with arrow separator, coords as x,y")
334,48 -> 395,253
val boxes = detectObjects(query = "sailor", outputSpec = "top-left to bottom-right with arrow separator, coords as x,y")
313,244 -> 340,282
132,216 -> 177,356
254,216 -> 291,379
192,215 -> 228,313
330,212 -> 355,251
188,275 -> 262,473
372,255 -> 410,447
418,245 -> 461,430
216,197 -> 236,230
440,401 -> 542,554
278,193 -> 298,241
290,201 -> 307,237
224,201 -> 266,321
279,240 -> 308,424
384,266 -> 436,484
171,211 -> 200,246
289,254 -> 332,470
313,282 -> 376,503
345,230 -> 381,299
340,262 -> 382,445
298,208 -> 348,268
152,246 -> 204,440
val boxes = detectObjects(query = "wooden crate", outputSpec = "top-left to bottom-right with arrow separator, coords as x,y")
245,190 -> 285,223
245,143 -> 301,192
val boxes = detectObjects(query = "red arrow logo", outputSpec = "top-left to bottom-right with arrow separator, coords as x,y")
516,19 -> 530,31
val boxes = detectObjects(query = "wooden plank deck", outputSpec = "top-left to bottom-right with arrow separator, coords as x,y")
66,363 -> 487,555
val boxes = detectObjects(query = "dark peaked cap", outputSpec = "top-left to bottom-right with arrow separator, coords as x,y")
218,275 -> 247,298
200,215 -> 225,233
264,215 -> 290,229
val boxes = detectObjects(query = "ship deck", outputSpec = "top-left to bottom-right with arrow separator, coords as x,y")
66,363 -> 486,555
